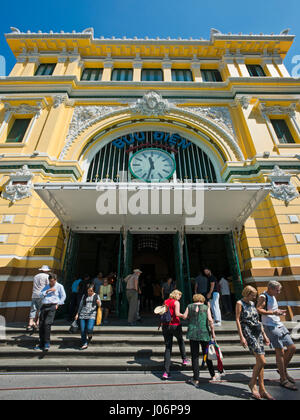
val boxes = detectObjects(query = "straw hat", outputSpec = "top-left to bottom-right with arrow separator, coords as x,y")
154,305 -> 168,316
133,269 -> 142,274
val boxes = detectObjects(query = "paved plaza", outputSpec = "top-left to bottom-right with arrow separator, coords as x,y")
0,369 -> 299,401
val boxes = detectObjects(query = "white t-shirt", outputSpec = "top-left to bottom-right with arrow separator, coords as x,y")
32,273 -> 49,299
219,278 -> 231,296
260,292 -> 283,327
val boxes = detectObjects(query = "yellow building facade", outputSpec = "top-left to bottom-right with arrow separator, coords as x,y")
0,27 -> 300,322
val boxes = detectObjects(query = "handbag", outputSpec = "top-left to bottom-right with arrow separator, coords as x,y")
207,343 -> 218,361
69,320 -> 79,334
96,307 -> 102,326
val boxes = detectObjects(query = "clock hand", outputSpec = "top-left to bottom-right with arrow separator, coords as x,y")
149,157 -> 155,170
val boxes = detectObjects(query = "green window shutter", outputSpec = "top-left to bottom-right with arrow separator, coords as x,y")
6,119 -> 31,143
171,69 -> 193,81
271,119 -> 295,144
111,69 -> 133,81
201,69 -> 222,82
81,69 -> 103,81
247,65 -> 266,77
141,69 -> 163,81
35,63 -> 56,76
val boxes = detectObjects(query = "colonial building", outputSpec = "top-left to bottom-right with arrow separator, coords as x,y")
0,27 -> 300,322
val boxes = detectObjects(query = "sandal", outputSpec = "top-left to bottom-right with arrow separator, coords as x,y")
260,392 -> 276,401
248,384 -> 262,400
277,370 -> 296,384
280,380 -> 298,391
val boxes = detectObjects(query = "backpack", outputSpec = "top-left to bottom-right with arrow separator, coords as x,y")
155,304 -> 172,330
161,307 -> 172,324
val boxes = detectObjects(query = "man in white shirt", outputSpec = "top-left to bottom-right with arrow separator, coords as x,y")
34,273 -> 66,351
219,277 -> 233,316
257,280 -> 297,391
27,265 -> 50,332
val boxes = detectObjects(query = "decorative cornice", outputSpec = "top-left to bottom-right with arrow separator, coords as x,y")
260,103 -> 297,119
4,102 -> 44,117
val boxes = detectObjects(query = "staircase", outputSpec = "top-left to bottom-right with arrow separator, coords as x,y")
0,320 -> 299,373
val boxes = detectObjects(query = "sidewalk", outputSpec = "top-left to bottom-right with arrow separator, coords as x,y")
0,369 -> 299,400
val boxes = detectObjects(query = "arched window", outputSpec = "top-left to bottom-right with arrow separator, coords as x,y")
86,131 -> 218,183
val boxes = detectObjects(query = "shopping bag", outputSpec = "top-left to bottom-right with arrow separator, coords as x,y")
96,307 -> 102,326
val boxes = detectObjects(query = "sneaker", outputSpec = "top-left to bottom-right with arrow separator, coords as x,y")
33,345 -> 43,351
44,344 -> 50,352
162,372 -> 170,380
214,322 -> 222,327
182,359 -> 190,366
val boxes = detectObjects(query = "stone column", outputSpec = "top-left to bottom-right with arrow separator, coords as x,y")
66,54 -> 82,79
133,60 -> 143,82
102,60 -> 114,81
235,57 -> 249,77
262,57 -> 280,77
22,56 -> 39,76
273,56 -> 290,77
53,55 -> 68,76
191,62 -> 202,82
9,56 -> 27,77
162,60 -> 172,82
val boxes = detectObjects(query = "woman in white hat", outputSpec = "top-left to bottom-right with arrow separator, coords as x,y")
27,266 -> 51,332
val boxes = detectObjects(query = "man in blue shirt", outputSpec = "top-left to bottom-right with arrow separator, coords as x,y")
69,277 -> 82,320
34,273 -> 66,351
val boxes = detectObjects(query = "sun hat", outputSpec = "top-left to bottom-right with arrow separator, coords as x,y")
38,265 -> 51,272
134,269 -> 142,274
154,305 -> 168,316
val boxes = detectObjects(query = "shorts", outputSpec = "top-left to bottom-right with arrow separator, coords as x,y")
29,298 -> 44,319
264,324 -> 294,350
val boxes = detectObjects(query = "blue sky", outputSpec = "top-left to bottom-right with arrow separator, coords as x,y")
0,0 -> 299,74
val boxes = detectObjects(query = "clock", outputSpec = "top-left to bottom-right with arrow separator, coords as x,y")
129,148 -> 176,182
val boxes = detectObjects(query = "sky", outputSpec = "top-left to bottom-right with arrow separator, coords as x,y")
0,0 -> 299,75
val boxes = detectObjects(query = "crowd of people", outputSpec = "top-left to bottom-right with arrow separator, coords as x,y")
25,265 -> 297,399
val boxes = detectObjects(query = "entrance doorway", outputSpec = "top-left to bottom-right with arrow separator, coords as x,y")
132,234 -> 175,314
62,231 -> 243,319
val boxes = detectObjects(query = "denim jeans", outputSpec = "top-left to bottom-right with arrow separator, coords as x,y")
80,319 -> 95,346
210,292 -> 222,323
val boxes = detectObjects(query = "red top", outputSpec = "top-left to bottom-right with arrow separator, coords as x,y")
164,298 -> 180,326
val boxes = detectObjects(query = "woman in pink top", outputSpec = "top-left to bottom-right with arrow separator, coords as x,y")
162,289 -> 189,380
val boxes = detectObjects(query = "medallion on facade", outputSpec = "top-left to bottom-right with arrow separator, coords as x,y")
131,91 -> 172,116
269,165 -> 299,206
2,165 -> 34,203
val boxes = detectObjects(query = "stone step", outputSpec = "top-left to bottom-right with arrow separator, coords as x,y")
0,343 -> 300,358
2,334 -> 300,347
0,355 -> 299,373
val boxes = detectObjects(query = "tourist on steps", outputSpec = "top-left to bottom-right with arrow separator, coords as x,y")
257,280 -> 298,391
162,289 -> 189,380
182,294 -> 220,387
75,283 -> 101,350
34,273 -> 66,352
236,286 -> 275,400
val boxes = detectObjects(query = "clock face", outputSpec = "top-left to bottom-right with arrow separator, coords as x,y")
129,148 -> 176,182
